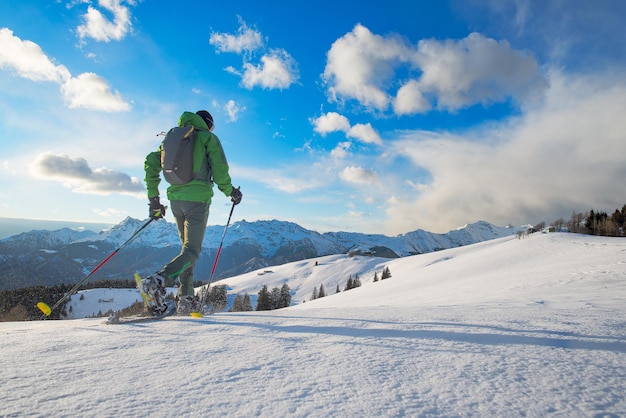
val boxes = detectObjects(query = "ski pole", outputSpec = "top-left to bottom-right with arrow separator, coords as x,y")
37,215 -> 159,319
191,200 -> 236,318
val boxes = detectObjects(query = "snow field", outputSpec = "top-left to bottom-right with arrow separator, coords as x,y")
1,233 -> 625,417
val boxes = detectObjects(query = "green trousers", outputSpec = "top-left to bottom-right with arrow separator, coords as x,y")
162,200 -> 210,297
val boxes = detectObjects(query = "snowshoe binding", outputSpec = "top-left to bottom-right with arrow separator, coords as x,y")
177,295 -> 200,316
135,272 -> 170,316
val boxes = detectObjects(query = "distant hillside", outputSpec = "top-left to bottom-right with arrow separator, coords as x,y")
0,218 -> 524,291
0,217 -> 113,240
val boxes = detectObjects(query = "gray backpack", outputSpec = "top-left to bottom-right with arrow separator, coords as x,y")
161,126 -> 211,185
160,126 -> 195,185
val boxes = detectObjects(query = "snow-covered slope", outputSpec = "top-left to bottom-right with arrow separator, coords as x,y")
63,232 -> 626,318
3,233 -> 623,417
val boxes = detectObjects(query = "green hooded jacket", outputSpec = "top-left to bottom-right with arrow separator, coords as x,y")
144,111 -> 233,203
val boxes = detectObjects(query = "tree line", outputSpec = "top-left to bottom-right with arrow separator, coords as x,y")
254,284 -> 292,311
542,204 -> 626,237
227,283 -> 294,312
0,284 -> 73,321
309,267 -> 392,302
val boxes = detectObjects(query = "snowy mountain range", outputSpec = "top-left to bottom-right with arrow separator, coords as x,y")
0,217 -> 524,291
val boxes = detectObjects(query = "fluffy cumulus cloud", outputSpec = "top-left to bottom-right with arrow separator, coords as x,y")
210,19 -> 299,90
0,28 -> 130,111
241,48 -> 299,90
311,112 -> 382,145
347,123 -> 382,145
209,18 -> 264,54
330,141 -> 351,159
31,153 -> 143,196
324,24 -> 411,110
393,80 -> 431,114
61,72 -> 130,111
312,112 -> 351,136
408,33 -> 547,112
323,24 -> 547,115
77,0 -> 135,43
339,166 -> 378,185
0,28 -> 70,83
384,71 -> 626,233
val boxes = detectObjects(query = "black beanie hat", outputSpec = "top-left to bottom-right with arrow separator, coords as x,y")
196,110 -> 214,130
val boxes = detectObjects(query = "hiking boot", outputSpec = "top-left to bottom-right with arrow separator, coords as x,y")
142,273 -> 167,313
177,295 -> 199,315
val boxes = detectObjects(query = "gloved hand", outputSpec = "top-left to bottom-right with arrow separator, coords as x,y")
230,187 -> 242,205
149,196 -> 166,219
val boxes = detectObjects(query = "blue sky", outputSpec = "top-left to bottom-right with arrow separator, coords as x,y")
1,0 -> 625,234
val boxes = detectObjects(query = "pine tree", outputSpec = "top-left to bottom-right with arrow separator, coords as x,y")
242,293 -> 253,311
231,293 -> 254,312
586,210 -> 596,234
279,284 -> 291,308
373,272 -> 379,282
336,284 -> 341,294
318,284 -> 326,298
353,274 -> 361,288
270,287 -> 281,310
611,209 -> 624,235
381,266 -> 392,280
345,275 -> 354,291
311,286 -> 318,301
207,285 -> 228,313
230,294 -> 244,312
256,285 -> 271,311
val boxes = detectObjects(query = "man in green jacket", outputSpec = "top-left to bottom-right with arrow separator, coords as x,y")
142,110 -> 242,315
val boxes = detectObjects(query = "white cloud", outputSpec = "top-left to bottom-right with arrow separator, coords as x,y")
224,99 -> 245,122
0,28 -> 130,112
312,112 -> 351,135
339,166 -> 378,185
330,141 -> 351,159
211,19 -> 299,90
31,152 -> 143,196
241,49 -> 298,90
210,18 -> 264,54
0,28 -> 70,83
384,71 -> 626,233
312,112 -> 382,144
77,0 -> 134,43
393,79 -> 431,114
323,25 -> 547,115
347,123 -> 382,145
411,32 -> 547,112
61,72 -> 131,111
324,24 -> 411,110
224,66 -> 240,76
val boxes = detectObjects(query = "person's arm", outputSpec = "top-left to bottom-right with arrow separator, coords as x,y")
144,149 -> 162,199
207,134 -> 233,197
